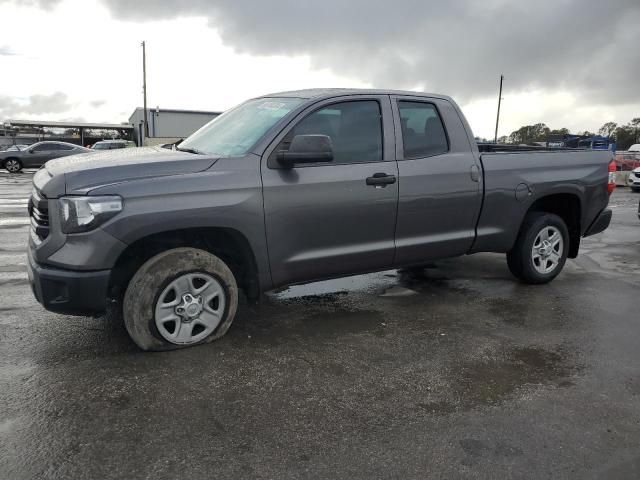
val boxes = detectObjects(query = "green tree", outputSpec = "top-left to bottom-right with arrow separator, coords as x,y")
631,118 -> 640,144
508,123 -> 550,144
549,128 -> 570,136
613,126 -> 634,149
598,122 -> 617,137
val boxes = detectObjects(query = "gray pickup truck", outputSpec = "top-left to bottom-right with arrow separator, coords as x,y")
27,89 -> 614,350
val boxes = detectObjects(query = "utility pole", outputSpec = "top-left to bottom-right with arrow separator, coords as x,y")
141,41 -> 149,141
494,74 -> 504,143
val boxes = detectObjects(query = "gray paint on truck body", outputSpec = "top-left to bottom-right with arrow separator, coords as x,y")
29,88 -> 612,306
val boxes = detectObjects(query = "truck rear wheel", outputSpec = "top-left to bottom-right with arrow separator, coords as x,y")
123,247 -> 238,351
507,212 -> 569,284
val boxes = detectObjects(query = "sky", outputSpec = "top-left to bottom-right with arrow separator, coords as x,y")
0,0 -> 639,139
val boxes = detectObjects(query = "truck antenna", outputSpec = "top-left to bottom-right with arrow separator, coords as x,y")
494,74 -> 504,143
141,41 -> 149,142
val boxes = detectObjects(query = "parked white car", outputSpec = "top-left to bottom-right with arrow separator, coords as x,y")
628,167 -> 640,192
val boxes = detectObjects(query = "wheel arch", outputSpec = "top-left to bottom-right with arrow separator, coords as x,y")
109,226 -> 261,302
523,192 -> 582,258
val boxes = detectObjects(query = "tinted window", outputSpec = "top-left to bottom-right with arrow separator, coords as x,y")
59,144 -> 74,150
32,144 -> 50,152
398,101 -> 448,158
46,144 -> 62,151
280,100 -> 383,164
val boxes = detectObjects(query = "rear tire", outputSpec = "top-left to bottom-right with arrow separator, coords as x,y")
123,247 -> 238,351
4,158 -> 22,173
507,212 -> 569,284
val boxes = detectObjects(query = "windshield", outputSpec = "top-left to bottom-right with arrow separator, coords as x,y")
179,97 -> 304,156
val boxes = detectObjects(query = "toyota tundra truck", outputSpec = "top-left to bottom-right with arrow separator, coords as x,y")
27,89 -> 614,350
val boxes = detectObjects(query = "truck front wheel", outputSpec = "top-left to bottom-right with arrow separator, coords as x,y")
123,248 -> 238,351
507,212 -> 569,284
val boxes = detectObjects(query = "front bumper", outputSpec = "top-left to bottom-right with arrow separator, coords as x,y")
583,208 -> 612,237
27,248 -> 111,316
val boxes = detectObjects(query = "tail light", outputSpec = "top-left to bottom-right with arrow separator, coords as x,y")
608,159 -> 616,195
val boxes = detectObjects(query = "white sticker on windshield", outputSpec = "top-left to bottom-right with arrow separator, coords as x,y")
258,102 -> 287,110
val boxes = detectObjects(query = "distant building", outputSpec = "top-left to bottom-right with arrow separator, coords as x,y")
1,120 -> 134,148
128,108 -> 222,146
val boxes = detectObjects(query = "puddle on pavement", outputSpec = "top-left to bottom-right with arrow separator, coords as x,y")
445,344 -> 578,411
296,309 -> 386,337
233,299 -> 386,345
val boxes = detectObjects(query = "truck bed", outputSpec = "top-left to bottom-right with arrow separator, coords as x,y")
471,148 -> 613,254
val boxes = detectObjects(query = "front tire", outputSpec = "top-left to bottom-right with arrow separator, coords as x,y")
4,158 -> 22,173
507,212 -> 569,284
123,248 -> 238,351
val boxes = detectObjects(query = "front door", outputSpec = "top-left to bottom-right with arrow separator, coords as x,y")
261,96 -> 398,288
391,96 -> 482,265
25,144 -> 52,167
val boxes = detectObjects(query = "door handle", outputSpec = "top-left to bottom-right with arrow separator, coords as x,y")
470,165 -> 480,182
366,173 -> 396,186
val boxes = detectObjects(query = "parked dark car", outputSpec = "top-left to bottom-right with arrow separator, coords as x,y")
27,88 -> 614,351
92,140 -> 137,150
1,141 -> 90,173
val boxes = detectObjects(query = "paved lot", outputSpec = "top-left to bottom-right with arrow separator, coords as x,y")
1,169 -> 639,479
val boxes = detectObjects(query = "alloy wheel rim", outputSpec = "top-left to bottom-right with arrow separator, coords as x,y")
531,226 -> 563,274
6,160 -> 19,172
154,272 -> 225,345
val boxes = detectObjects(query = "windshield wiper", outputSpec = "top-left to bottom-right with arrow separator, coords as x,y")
176,146 -> 205,155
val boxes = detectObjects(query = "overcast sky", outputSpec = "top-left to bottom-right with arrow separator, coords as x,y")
1,0 -> 638,139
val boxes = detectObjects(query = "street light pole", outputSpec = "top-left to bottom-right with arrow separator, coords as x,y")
494,74 -> 504,143
141,41 -> 149,142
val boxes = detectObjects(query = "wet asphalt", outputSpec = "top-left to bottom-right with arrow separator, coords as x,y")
0,169 -> 639,479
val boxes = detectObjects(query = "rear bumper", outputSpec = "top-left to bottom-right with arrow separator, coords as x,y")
583,208 -> 612,237
27,248 -> 111,316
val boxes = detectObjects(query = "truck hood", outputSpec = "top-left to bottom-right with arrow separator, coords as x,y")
38,146 -> 219,196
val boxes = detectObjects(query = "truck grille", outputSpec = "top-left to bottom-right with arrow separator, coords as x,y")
28,188 -> 50,241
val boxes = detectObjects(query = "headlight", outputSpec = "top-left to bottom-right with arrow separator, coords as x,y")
59,196 -> 123,234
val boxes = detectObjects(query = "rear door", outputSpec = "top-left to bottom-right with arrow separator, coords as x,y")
41,143 -> 64,162
261,95 -> 398,287
57,144 -> 78,157
391,96 -> 482,265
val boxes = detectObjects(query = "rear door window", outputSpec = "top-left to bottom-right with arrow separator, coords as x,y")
398,101 -> 448,158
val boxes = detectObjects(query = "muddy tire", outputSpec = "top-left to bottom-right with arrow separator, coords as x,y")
507,212 -> 569,285
123,247 -> 238,351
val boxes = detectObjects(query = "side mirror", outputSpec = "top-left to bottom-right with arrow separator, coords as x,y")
277,134 -> 333,168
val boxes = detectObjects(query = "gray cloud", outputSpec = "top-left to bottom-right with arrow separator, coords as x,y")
0,45 -> 18,56
0,0 -> 62,8
0,91 -> 73,119
93,0 -> 640,104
